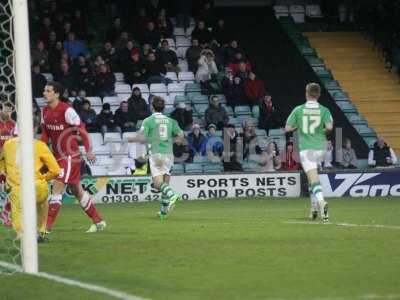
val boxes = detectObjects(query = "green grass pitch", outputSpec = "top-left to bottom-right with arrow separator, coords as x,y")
1,197 -> 400,300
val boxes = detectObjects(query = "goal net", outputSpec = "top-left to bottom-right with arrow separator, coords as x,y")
0,0 -> 37,274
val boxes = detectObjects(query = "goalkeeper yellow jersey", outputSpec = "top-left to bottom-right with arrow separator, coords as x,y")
0,137 -> 61,188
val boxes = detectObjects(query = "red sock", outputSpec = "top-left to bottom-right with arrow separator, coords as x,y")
46,203 -> 61,230
3,200 -> 11,214
80,193 -> 102,224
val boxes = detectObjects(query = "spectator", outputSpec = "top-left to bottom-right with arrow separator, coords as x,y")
259,141 -> 281,171
127,87 -> 150,122
258,95 -> 281,133
72,55 -> 89,74
144,52 -> 168,84
31,40 -> 49,71
225,76 -> 246,108
95,64 -> 116,97
228,52 -> 252,75
47,30 -> 58,50
204,95 -> 229,130
96,103 -> 121,135
244,72 -> 266,107
368,138 -> 397,168
145,1 -> 165,19
173,137 -> 191,163
241,120 -> 261,159
187,123 -> 206,159
209,39 -> 226,69
123,52 -> 146,85
118,40 -> 141,70
225,40 -> 243,63
236,62 -> 251,81
79,99 -> 97,132
323,140 -> 334,168
55,61 -> 75,95
213,19 -> 230,46
72,93 -> 85,114
156,9 -> 173,38
186,38 -> 202,73
114,31 -> 130,52
31,64 -> 47,98
197,1 -> 216,28
48,41 -> 64,72
106,17 -> 124,43
115,101 -> 136,132
76,66 -> 96,96
93,55 -> 106,72
71,10 -> 88,39
281,141 -> 300,171
134,8 -> 150,39
191,20 -> 212,45
201,123 -> 223,158
100,41 -> 118,70
156,40 -> 179,73
338,138 -> 358,169
143,21 -> 161,49
63,32 -> 87,60
195,49 -> 218,83
222,124 -> 243,171
38,16 -> 52,42
176,0 -> 192,32
170,101 -> 193,131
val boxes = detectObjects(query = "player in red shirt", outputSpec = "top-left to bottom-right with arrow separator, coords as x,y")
0,102 -> 17,227
41,81 -> 106,233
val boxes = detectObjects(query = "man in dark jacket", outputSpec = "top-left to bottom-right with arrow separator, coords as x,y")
186,38 -> 202,73
204,95 -> 229,130
79,99 -> 97,132
127,87 -> 150,122
96,103 -> 121,135
95,63 -> 116,98
31,64 -> 47,97
156,39 -> 179,73
76,66 -> 96,96
368,138 -> 398,167
115,101 -> 136,132
170,102 -> 193,131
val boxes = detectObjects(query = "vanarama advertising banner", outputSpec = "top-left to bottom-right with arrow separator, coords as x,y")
62,172 -> 301,204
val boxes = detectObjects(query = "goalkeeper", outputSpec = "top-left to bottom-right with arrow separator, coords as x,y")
0,120 -> 61,241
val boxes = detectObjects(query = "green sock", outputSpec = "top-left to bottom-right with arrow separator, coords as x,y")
160,183 -> 175,199
310,181 -> 324,202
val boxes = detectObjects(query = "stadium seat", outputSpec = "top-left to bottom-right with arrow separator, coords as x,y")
93,144 -> 110,155
87,96 -> 102,106
363,136 -> 376,148
175,95 -> 190,104
185,163 -> 203,173
203,163 -> 223,173
93,106 -> 102,114
234,105 -> 251,116
107,167 -> 128,176
192,94 -> 209,105
179,71 -> 195,82
273,5 -> 290,18
322,79 -> 340,90
132,83 -> 150,94
242,162 -> 261,172
41,73 -> 53,81
175,36 -> 191,47
252,106 -> 260,118
248,154 -> 261,163
104,132 -> 122,143
194,104 -> 208,115
168,92 -> 185,103
354,125 -> 376,137
313,66 -> 333,79
357,159 -> 369,169
166,72 -> 178,82
91,166 -> 108,176
110,142 -> 129,156
269,128 -> 285,136
171,164 -> 184,174
225,106 -> 234,116
329,90 -> 350,101
236,115 -> 251,126
178,60 -> 189,72
347,114 -> 367,125
193,156 -> 209,163
168,82 -> 186,93
110,105 -> 119,113
306,4 -> 324,18
305,56 -> 325,67
176,46 -> 189,59
114,84 -> 131,94
89,133 -> 104,147
117,93 -> 131,102
173,27 -> 185,36
103,96 -> 120,106
256,129 -> 267,137
150,83 -> 167,94
114,72 -> 124,82
164,105 -> 175,116
93,155 -> 114,166
290,5 -> 305,23
337,101 -> 357,113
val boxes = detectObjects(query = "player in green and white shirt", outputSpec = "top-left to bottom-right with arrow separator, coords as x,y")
131,96 -> 184,219
285,83 -> 333,222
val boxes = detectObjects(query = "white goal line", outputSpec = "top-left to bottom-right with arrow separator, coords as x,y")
0,261 -> 150,300
283,221 -> 400,230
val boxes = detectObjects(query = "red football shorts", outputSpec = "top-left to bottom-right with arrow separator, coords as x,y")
56,155 -> 81,185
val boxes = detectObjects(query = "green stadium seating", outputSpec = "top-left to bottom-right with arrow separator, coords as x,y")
337,101 -> 357,113
252,106 -> 260,118
192,94 -> 209,105
305,56 -> 325,67
203,163 -> 223,173
185,83 -> 202,93
234,105 -> 251,116
171,164 -> 184,174
185,163 -> 203,173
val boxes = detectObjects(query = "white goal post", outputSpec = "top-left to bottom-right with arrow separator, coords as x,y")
13,0 -> 38,273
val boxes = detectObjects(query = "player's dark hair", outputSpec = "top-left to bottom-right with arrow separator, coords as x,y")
152,96 -> 165,113
46,81 -> 64,96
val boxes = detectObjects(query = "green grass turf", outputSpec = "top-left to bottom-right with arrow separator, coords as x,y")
1,197 -> 400,300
